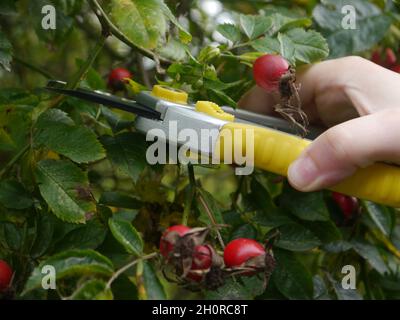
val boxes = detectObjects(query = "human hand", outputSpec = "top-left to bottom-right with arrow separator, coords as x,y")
239,56 -> 400,192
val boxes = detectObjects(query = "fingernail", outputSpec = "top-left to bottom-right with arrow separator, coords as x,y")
288,156 -> 319,191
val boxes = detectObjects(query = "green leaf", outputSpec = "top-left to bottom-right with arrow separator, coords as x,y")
326,272 -> 362,300
158,37 -> 187,61
362,201 -> 395,237
206,277 -> 265,300
141,261 -> 166,300
272,249 -> 313,299
0,180 -> 33,209
280,185 -> 330,221
0,30 -> 12,71
217,23 -> 242,43
109,0 -> 167,49
35,109 -> 106,163
313,0 -> 391,58
313,275 -> 331,300
35,159 -> 96,223
54,219 -> 107,251
100,132 -> 147,183
304,220 -> 342,243
159,2 -> 192,43
231,224 -> 257,241
70,279 -> 113,300
277,32 -> 296,64
323,240 -> 353,253
99,191 -> 142,209
108,218 -> 143,256
31,213 -> 55,258
208,88 -> 237,108
351,240 -> 389,275
23,249 -> 114,294
285,28 -> 329,64
0,222 -> 22,250
0,0 -> 17,15
275,223 -> 321,251
239,14 -> 273,40
252,36 -> 281,54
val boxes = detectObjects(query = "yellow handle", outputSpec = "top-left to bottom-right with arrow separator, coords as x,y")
216,122 -> 400,207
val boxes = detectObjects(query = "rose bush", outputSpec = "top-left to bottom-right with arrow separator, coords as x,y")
0,0 -> 400,300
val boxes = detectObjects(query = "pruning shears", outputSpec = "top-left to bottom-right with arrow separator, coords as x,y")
45,80 -> 400,207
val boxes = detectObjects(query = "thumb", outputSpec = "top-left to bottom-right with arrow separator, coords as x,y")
287,109 -> 400,191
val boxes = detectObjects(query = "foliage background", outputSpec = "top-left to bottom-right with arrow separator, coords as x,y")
0,0 -> 400,300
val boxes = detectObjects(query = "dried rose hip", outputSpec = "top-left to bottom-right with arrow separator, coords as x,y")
159,225 -> 191,258
186,245 -> 212,282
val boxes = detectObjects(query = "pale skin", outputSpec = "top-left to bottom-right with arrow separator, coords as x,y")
239,56 -> 400,192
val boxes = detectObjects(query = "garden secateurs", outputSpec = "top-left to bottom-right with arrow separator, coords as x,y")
45,80 -> 400,207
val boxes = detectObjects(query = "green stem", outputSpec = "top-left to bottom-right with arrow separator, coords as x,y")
88,0 -> 171,66
14,57 -> 53,79
0,144 -> 30,179
231,175 -> 244,210
106,252 -> 157,289
182,164 -> 196,226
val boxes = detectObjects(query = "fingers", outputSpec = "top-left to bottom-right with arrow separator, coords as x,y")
287,109 -> 400,191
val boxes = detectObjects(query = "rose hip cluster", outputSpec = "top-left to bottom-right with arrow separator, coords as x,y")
371,48 -> 400,73
159,225 -> 275,290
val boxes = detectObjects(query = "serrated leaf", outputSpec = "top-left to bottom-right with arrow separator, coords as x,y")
277,32 -> 296,64
108,218 -> 143,256
35,159 -> 95,223
272,249 -> 313,299
351,240 -> 389,275
362,201 -> 395,237
100,132 -> 147,183
217,23 -> 242,43
240,14 -> 273,40
35,109 -> 105,163
23,249 -> 114,294
285,28 -> 329,64
275,223 -> 321,251
0,30 -> 12,71
0,180 -> 33,209
109,0 -> 167,49
313,0 -> 391,58
251,36 -> 282,54
70,279 -> 113,300
280,185 -> 330,221
313,275 -> 331,300
206,277 -> 264,300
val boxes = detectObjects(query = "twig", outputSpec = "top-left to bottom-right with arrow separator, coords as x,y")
88,0 -> 171,67
197,192 -> 225,248
182,163 -> 196,226
106,252 -> 157,289
13,57 -> 53,79
0,144 -> 30,179
136,53 -> 152,89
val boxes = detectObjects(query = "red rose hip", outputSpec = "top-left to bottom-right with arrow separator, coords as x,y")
0,260 -> 12,292
187,245 -> 212,282
332,192 -> 359,219
253,54 -> 290,91
224,238 -> 265,268
108,67 -> 132,91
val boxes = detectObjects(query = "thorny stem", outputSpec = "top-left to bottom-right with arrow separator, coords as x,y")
13,57 -> 53,79
88,0 -> 171,69
106,252 -> 158,289
182,164 -> 196,226
197,193 -> 225,248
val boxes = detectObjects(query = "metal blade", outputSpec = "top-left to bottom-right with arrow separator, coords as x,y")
45,80 -> 161,120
